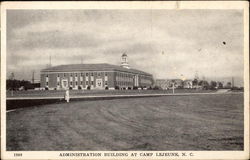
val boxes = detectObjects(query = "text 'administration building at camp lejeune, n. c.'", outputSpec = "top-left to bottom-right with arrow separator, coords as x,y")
40,54 -> 154,90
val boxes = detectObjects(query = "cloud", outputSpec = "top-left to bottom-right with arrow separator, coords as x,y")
6,10 -> 244,86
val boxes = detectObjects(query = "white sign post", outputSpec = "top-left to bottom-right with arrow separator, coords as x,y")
172,82 -> 175,94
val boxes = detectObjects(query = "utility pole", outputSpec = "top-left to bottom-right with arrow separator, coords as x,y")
194,71 -> 199,89
195,71 -> 199,80
172,82 -> 175,94
10,72 -> 14,96
232,77 -> 234,88
32,71 -> 35,84
49,55 -> 52,67
47,54 -> 52,68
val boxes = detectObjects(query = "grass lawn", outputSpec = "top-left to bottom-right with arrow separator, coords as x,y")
7,94 -> 243,151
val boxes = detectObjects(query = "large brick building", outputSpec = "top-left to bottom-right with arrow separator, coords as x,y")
40,54 -> 154,90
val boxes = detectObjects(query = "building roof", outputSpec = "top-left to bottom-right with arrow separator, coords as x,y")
41,63 -> 152,76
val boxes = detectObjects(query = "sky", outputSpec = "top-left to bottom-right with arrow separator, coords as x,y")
6,10 -> 244,86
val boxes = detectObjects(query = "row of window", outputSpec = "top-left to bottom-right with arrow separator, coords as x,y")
141,79 -> 152,84
115,74 -> 152,80
59,81 -> 108,86
53,81 -> 95,87
45,72 -> 109,78
116,81 -> 133,86
48,80 -> 150,87
116,73 -> 134,78
139,77 -> 152,82
116,76 -> 133,82
49,80 -> 108,87
46,73 -> 151,81
115,77 -> 152,84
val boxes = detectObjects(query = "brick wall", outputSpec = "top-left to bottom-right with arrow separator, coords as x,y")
41,70 -> 153,90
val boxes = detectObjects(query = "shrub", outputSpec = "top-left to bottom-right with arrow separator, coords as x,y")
133,86 -> 138,90
78,86 -> 82,90
69,87 -> 73,90
87,86 -> 91,90
115,86 -> 120,90
177,86 -> 183,89
153,86 -> 160,90
203,86 -> 209,90
127,87 -> 131,90
105,86 -> 109,90
45,87 -> 49,90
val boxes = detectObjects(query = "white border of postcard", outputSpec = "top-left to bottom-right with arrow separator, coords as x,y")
1,1 -> 249,160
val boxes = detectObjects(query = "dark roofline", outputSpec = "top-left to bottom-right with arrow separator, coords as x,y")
41,63 -> 152,76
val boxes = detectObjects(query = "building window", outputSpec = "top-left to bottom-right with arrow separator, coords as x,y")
81,73 -> 83,76
46,75 -> 49,82
80,81 -> 83,85
91,72 -> 94,76
57,82 -> 60,86
70,73 -> 73,77
86,81 -> 88,85
63,73 -> 66,77
91,81 -> 94,85
90,73 -> 94,81
98,72 -> 101,77
86,73 -> 89,76
105,73 -> 108,81
105,81 -> 108,85
70,82 -> 73,85
75,82 -> 78,86
105,72 -> 107,76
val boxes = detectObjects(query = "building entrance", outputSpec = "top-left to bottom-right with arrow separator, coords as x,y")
61,79 -> 68,89
96,79 -> 103,89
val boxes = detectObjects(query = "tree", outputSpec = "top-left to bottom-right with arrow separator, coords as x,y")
203,81 -> 209,89
170,80 -> 176,88
199,80 -> 209,89
6,79 -> 34,91
198,80 -> 203,86
226,82 -> 232,88
192,79 -> 199,88
210,81 -> 217,90
217,82 -> 223,89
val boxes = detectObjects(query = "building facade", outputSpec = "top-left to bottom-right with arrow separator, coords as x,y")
155,79 -> 193,89
40,55 -> 154,90
183,80 -> 193,88
155,79 -> 171,90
